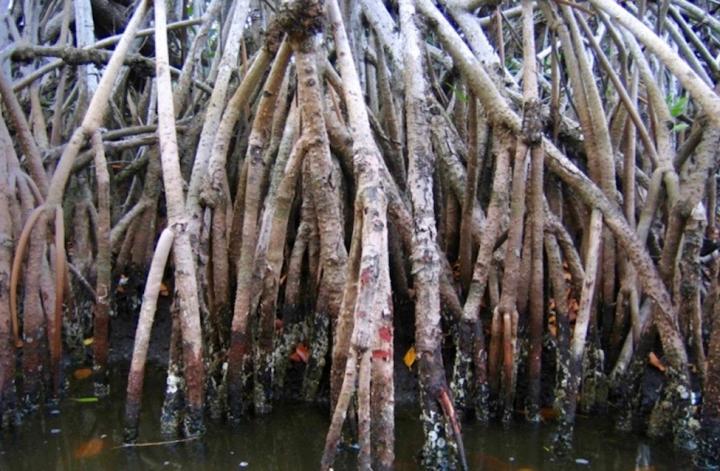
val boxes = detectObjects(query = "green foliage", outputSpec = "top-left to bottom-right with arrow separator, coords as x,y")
667,94 -> 688,118
666,94 -> 690,133
453,85 -> 468,103
506,57 -> 521,75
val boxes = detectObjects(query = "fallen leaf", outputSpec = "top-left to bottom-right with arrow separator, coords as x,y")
159,282 -> 169,296
403,346 -> 416,369
73,368 -> 93,380
83,338 -> 94,346
539,407 -> 558,421
74,437 -> 105,459
648,352 -> 666,372
274,319 -> 284,331
290,343 -> 309,363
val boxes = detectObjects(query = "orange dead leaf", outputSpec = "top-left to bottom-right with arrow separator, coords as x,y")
539,407 -> 558,421
290,343 -> 309,363
159,282 -> 169,297
73,368 -> 93,380
73,438 -> 105,459
648,352 -> 666,372
403,346 -> 417,369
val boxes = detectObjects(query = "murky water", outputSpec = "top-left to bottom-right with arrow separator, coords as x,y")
0,364 -> 691,470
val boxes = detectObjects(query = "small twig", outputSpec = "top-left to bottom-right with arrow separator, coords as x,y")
67,262 -> 97,299
113,436 -> 200,449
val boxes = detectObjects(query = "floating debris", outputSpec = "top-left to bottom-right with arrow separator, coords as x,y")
74,438 -> 105,459
73,368 -> 93,380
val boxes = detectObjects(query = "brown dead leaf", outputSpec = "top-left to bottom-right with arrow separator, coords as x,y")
73,368 -> 93,380
648,352 -> 666,372
74,438 -> 105,459
539,407 -> 558,421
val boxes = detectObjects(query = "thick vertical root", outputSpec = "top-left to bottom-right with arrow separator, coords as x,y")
123,228 -> 174,442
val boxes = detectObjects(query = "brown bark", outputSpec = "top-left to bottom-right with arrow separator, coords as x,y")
90,131 -> 111,391
0,116 -> 17,423
154,0 -> 204,435
123,229 -> 174,441
225,40 -> 291,417
400,0 -> 464,467
324,1 -> 395,467
553,209 -> 602,453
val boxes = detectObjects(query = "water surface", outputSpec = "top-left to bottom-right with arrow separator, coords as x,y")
0,365 -> 691,470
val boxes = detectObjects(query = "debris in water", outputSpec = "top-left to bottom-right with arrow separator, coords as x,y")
575,458 -> 590,465
50,428 -> 61,435
73,368 -> 93,380
73,438 -> 105,459
239,461 -> 249,467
